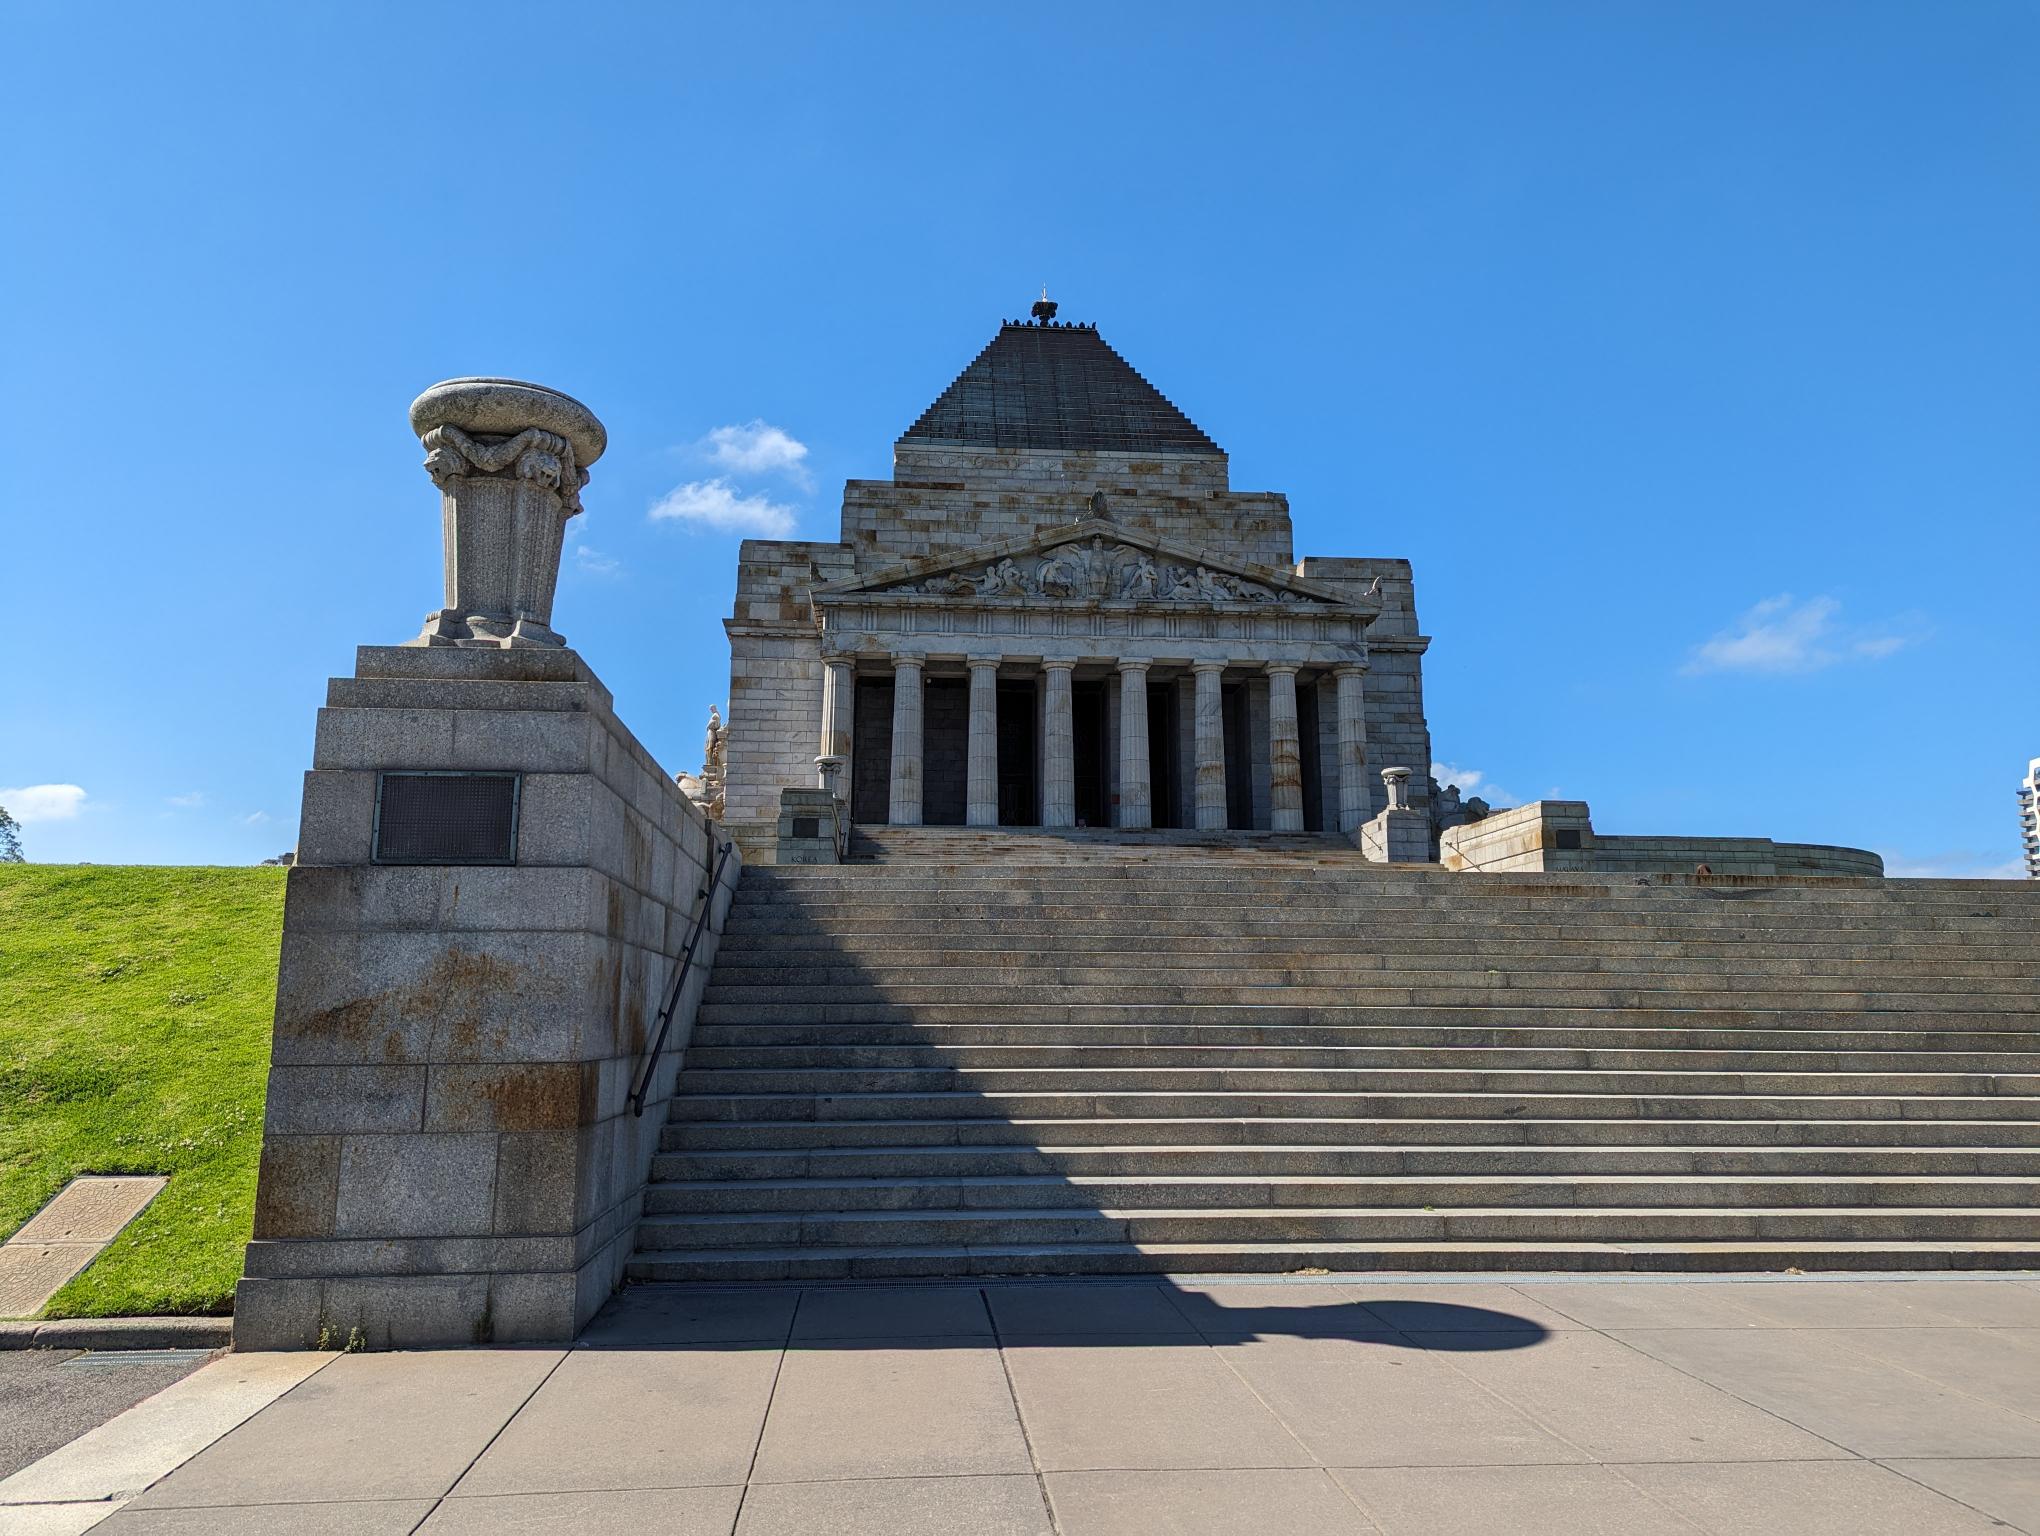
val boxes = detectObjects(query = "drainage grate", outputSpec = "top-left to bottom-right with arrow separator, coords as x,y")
63,1349 -> 216,1369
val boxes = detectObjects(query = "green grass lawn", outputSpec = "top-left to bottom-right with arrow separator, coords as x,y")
1,865 -> 284,1317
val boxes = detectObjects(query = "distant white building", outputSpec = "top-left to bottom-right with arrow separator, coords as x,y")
2022,757 -> 2040,878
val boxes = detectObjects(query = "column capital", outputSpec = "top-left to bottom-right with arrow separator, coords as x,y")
1190,659 -> 1229,676
1331,660 -> 1370,679
1042,658 -> 1077,674
1264,661 -> 1301,678
967,655 -> 1001,673
891,654 -> 925,673
1115,658 -> 1151,677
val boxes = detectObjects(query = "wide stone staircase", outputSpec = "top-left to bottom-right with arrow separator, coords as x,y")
628,838 -> 2040,1280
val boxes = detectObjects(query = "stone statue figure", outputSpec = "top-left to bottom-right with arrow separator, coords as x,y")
973,559 -> 1027,597
1036,546 -> 1087,598
1118,553 -> 1158,600
680,704 -> 729,822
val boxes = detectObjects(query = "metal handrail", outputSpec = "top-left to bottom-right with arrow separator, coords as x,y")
628,839 -> 736,1117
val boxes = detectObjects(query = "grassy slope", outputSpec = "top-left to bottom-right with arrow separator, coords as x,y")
0,866 -> 283,1316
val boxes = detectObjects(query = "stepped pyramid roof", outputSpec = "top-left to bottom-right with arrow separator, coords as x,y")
901,320 -> 1223,457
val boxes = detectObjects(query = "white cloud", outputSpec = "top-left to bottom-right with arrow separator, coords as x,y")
1430,762 -> 1523,807
703,421 -> 811,487
166,791 -> 205,809
1683,594 -> 1920,676
0,784 -> 88,822
650,478 -> 798,538
1882,850 -> 2028,880
574,545 -> 621,577
242,810 -> 271,826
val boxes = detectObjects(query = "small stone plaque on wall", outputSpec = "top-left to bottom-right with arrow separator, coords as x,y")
373,771 -> 521,864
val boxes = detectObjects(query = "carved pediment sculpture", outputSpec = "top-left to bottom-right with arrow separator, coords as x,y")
879,536 -> 1320,607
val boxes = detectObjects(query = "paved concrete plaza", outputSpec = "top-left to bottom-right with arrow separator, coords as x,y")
8,1274 -> 2040,1533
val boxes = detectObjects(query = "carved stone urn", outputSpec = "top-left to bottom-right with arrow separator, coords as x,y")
406,377 -> 607,649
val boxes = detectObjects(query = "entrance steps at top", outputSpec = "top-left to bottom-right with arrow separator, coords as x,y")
629,846 -> 2040,1282
846,825 -> 1378,866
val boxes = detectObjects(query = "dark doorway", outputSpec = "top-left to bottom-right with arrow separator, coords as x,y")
852,676 -> 893,824
923,679 -> 969,826
1297,677 -> 1323,833
1072,679 -> 1109,829
1221,682 -> 1252,830
997,679 -> 1038,826
1146,680 -> 1180,829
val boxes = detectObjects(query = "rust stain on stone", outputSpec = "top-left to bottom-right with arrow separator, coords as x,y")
477,1066 -> 580,1130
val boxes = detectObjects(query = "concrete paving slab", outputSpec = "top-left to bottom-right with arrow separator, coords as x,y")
4,1504 -> 130,1535
1826,1327 -> 2040,1418
125,1350 -> 560,1508
1159,1283 -> 1400,1339
96,1499 -> 436,1534
1611,1327 -> 2040,1459
790,1285 -> 993,1340
1212,1331 -> 1581,1468
1524,1280 -> 1774,1331
1688,1279 -> 2040,1330
985,1283 -> 1195,1336
452,1345 -> 780,1495
751,1341 -> 1031,1481
15,1180 -> 168,1246
1350,1282 -> 1581,1335
1332,1463 -> 1705,1534
0,1352 -> 331,1506
1427,1329 -> 1841,1463
1883,1458 -> 2040,1534
1621,1459 -> 2013,1534
1047,1468 -> 1376,1534
422,1485 -> 744,1534
737,1473 -> 1052,1534
1002,1334 -> 1312,1472
578,1287 -> 796,1347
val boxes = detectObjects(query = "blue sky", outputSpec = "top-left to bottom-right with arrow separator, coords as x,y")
3,2 -> 2034,874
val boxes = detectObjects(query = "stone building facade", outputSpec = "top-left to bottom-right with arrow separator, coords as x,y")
722,314 -> 1432,852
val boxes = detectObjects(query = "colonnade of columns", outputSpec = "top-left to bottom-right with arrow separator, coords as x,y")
819,656 -> 1373,833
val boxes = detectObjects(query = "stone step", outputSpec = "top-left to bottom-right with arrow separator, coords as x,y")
675,1065 -> 2040,1097
694,1002 -> 2039,1030
714,930 -> 2040,954
690,1023 -> 2040,1052
651,1144 -> 2040,1181
707,953 -> 2040,981
700,981 -> 2040,1008
718,915 -> 2038,943
665,1089 -> 2040,1124
624,1238 -> 2040,1282
660,1116 -> 2040,1152
641,1172 -> 2040,1215
732,883 -> 2040,915
634,1205 -> 2040,1250
680,1044 -> 2040,1075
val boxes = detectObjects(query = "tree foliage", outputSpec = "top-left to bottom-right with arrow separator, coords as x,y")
0,804 -> 23,863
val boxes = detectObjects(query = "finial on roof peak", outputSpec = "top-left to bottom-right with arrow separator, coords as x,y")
1030,285 -> 1058,324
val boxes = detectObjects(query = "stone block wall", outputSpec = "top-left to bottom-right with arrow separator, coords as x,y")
1439,800 -> 1883,878
236,645 -> 740,1349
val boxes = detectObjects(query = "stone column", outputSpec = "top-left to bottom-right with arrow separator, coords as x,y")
407,378 -> 606,650
1117,660 -> 1152,830
966,659 -> 1000,827
1192,661 -> 1228,831
1267,664 -> 1304,832
819,660 -> 853,808
1332,662 -> 1371,834
887,657 -> 924,826
1041,662 -> 1076,828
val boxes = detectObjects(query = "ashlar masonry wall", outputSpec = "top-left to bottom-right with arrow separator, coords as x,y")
236,644 -> 738,1349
